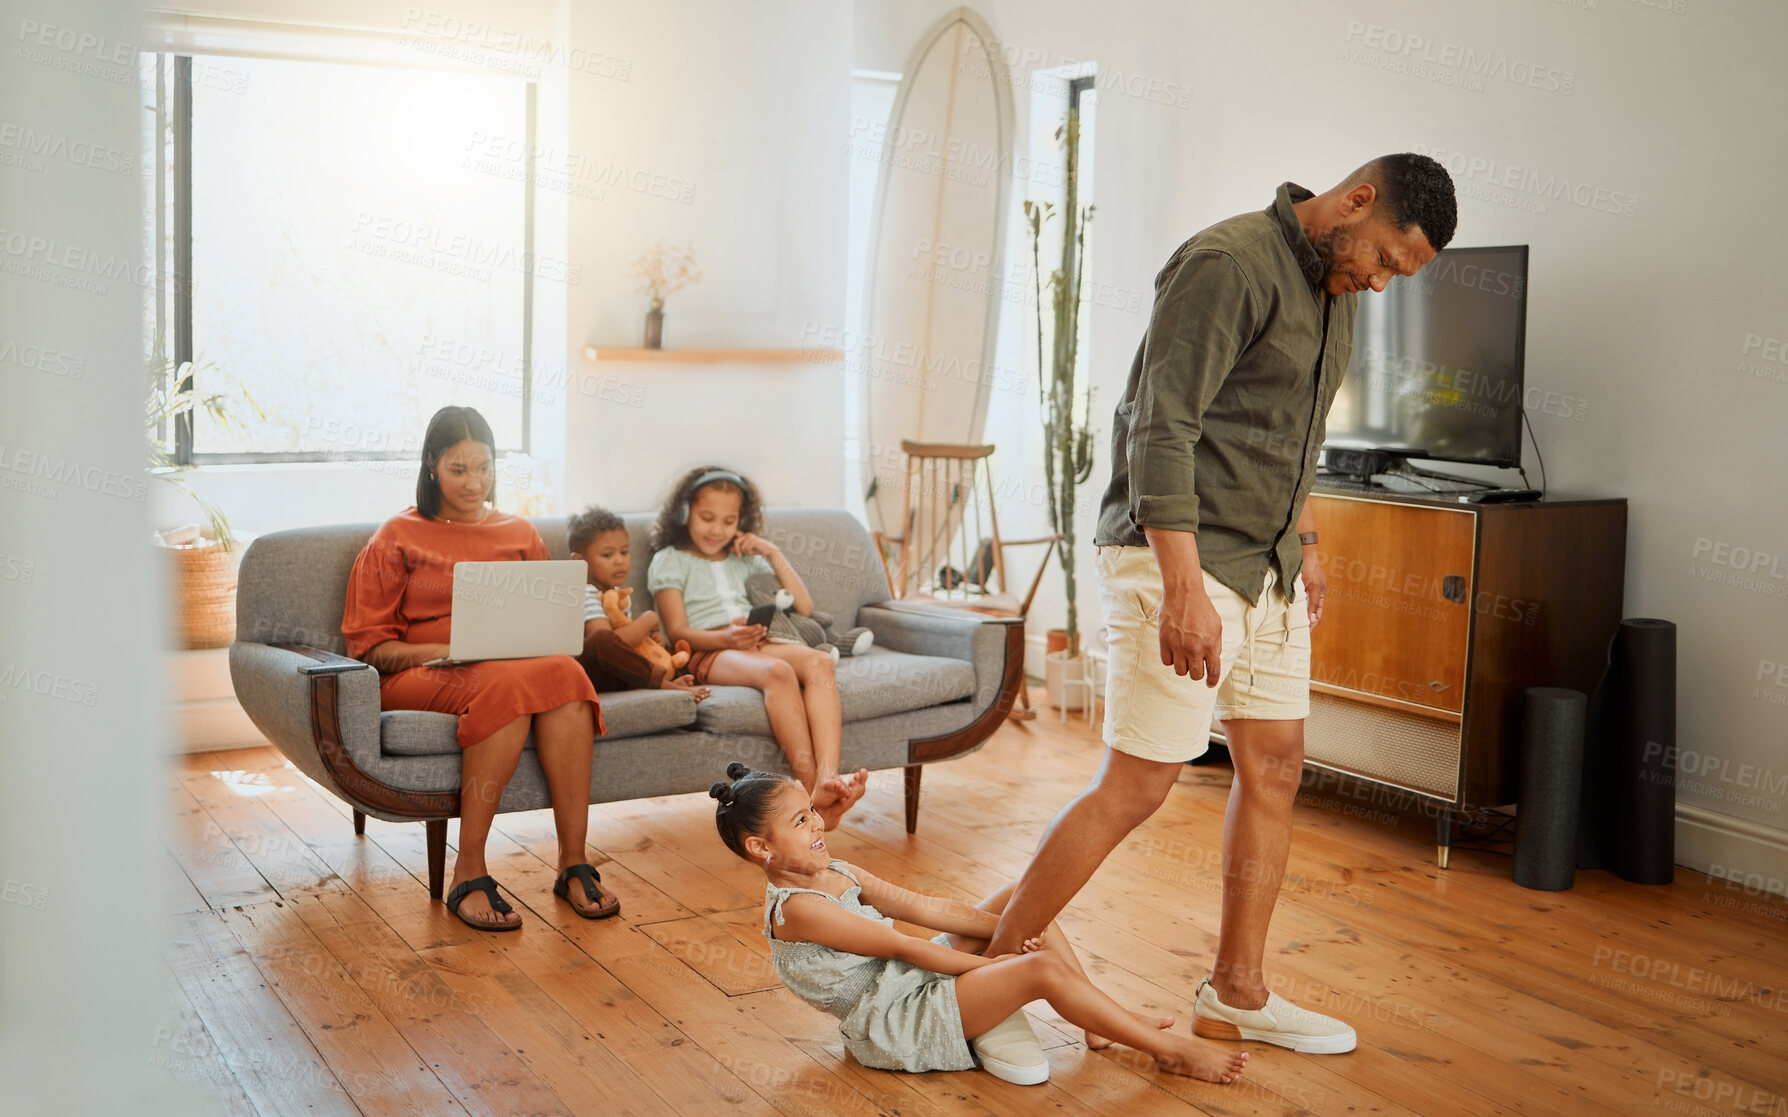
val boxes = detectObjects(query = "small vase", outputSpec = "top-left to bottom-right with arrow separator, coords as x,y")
644,304 -> 665,349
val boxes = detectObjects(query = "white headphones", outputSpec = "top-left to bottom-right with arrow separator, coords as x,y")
679,470 -> 747,525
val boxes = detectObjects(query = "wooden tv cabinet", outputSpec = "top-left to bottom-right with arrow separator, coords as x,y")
1298,487 -> 1626,866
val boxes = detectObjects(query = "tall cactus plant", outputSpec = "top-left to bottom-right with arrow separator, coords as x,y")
1025,106 -> 1096,657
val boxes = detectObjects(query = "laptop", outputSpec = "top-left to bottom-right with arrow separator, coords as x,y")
423,560 -> 587,666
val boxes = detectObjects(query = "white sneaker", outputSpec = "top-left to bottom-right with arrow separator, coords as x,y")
969,1010 -> 1049,1084
1192,979 -> 1356,1054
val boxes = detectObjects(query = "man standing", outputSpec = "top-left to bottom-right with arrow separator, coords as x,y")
986,155 -> 1457,1054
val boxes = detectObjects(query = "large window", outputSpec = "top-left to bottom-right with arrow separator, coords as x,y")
147,54 -> 534,463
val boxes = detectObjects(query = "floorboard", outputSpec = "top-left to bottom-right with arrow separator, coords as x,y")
161,695 -> 1788,1116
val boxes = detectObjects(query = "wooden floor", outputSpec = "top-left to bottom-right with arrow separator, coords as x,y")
160,693 -> 1788,1117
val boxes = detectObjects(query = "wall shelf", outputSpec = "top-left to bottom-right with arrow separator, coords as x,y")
581,346 -> 842,364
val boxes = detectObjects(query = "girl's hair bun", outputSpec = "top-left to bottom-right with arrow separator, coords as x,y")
710,761 -> 798,862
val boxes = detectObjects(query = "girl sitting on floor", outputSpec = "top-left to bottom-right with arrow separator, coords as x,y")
710,762 -> 1250,1085
648,467 -> 866,828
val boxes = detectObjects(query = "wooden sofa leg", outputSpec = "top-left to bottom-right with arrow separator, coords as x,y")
905,766 -> 922,834
426,819 -> 447,900
353,809 -> 365,835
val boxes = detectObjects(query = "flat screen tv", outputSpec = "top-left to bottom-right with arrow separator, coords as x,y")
1326,244 -> 1529,470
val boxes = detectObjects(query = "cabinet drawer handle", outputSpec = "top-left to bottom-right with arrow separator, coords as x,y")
1442,575 -> 1466,603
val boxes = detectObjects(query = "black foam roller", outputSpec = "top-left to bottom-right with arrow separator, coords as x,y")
1577,647 -> 1618,871
1609,619 -> 1677,884
1514,688 -> 1588,890
1579,619 -> 1677,880
1577,681 -> 1613,871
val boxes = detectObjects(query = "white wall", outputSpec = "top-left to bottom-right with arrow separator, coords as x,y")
155,0 -> 555,54
557,0 -> 850,514
856,0 -> 1788,890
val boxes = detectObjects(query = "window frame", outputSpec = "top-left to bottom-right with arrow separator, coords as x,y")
153,53 -> 537,466
1064,73 -> 1094,369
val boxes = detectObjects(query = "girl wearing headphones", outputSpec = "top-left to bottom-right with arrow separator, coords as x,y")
647,466 -> 868,828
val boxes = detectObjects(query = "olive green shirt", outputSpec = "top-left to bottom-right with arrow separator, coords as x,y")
1094,182 -> 1356,605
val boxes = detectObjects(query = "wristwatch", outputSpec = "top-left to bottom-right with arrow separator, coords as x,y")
1298,531 -> 1319,546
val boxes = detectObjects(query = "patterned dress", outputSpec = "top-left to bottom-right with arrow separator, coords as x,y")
762,861 -> 977,1073
341,508 -> 602,748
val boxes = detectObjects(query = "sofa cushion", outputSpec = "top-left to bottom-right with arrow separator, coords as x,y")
595,687 -> 701,740
379,688 -> 698,757
692,648 -> 976,737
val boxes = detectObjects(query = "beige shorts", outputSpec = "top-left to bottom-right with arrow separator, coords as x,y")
1094,544 -> 1310,763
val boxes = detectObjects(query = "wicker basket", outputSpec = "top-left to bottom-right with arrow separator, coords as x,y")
166,540 -> 242,649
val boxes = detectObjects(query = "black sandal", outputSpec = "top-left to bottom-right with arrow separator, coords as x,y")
445,875 -> 521,932
554,864 -> 621,920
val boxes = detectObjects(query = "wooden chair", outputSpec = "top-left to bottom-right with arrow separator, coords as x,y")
873,441 -> 1060,719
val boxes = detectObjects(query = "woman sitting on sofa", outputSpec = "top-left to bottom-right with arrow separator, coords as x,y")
341,405 -> 616,932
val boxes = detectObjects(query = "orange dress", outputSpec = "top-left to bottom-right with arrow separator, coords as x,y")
341,508 -> 602,748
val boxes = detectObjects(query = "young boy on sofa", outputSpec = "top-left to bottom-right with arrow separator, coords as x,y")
568,505 -> 709,701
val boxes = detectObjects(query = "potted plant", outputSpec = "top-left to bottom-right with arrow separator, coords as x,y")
147,356 -> 262,649
630,241 -> 702,349
1025,107 -> 1096,712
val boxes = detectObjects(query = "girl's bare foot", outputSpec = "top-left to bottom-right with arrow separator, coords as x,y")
809,777 -> 844,823
814,768 -> 868,830
1086,1012 -> 1175,1051
841,767 -> 868,802
1154,1035 -> 1248,1083
663,675 -> 710,701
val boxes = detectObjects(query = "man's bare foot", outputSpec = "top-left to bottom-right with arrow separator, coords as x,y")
813,768 -> 868,830
662,675 -> 710,701
1086,1012 -> 1175,1051
1154,1035 -> 1248,1083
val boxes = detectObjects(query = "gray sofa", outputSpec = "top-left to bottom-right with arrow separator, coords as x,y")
229,508 -> 1023,897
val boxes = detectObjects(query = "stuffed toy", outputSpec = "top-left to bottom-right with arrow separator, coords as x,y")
600,586 -> 692,679
746,573 -> 873,661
